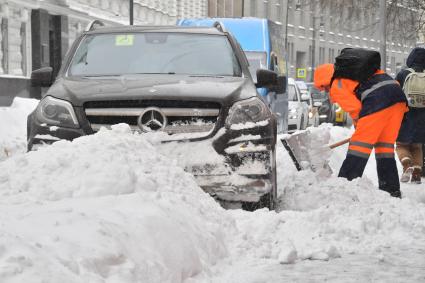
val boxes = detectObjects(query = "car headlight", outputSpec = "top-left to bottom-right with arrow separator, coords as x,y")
36,96 -> 79,128
226,97 -> 270,126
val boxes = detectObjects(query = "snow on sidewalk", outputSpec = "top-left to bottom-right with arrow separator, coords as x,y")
0,97 -> 38,161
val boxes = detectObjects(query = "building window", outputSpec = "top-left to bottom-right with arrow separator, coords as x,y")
264,0 -> 269,18
20,23 -> 27,76
1,18 -> 8,74
276,1 -> 282,22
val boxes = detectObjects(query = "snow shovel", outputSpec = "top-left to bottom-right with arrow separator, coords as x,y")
281,132 -> 350,172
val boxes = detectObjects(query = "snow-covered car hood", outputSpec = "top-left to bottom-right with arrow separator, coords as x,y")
46,75 -> 257,107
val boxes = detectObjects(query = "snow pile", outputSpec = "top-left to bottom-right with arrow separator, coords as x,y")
217,126 -> 425,269
0,124 -> 228,282
0,97 -> 38,160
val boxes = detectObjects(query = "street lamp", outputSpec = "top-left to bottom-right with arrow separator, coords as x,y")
284,0 -> 289,49
129,0 -> 134,25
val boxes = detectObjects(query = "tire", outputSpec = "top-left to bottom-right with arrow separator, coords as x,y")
241,148 -> 277,211
267,147 -> 277,210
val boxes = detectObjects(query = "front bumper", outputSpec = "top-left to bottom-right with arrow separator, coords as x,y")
27,111 -> 277,205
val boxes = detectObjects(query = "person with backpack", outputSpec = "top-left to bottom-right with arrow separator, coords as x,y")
395,47 -> 425,184
314,48 -> 408,198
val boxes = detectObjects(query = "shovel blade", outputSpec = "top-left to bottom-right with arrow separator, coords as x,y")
281,129 -> 333,174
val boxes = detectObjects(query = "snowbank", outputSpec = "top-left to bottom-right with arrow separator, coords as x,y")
1,98 -> 425,282
0,97 -> 38,160
0,124 -> 228,282
220,125 -> 425,268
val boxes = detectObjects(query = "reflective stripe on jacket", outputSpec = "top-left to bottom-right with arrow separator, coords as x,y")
355,71 -> 408,118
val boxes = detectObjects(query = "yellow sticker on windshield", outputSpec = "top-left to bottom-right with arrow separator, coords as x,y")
115,35 -> 134,46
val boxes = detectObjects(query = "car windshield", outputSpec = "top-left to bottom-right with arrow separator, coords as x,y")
288,84 -> 298,101
245,51 -> 267,83
295,81 -> 308,92
68,33 -> 242,77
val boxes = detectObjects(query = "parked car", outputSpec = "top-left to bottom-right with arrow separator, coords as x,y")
287,78 -> 309,132
306,83 -> 334,124
295,81 -> 319,127
177,17 -> 288,133
27,23 -> 284,210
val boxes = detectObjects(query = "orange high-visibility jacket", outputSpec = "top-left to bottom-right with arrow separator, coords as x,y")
314,64 -> 407,120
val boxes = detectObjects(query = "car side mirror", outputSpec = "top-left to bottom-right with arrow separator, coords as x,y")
301,94 -> 310,101
31,67 -> 53,87
313,101 -> 322,107
255,69 -> 278,89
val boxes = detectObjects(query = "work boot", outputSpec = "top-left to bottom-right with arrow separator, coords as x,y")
390,190 -> 402,198
377,158 -> 401,198
400,157 -> 413,183
411,167 -> 422,184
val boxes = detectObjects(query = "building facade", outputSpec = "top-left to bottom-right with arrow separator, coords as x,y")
0,0 -> 208,105
243,0 -> 417,81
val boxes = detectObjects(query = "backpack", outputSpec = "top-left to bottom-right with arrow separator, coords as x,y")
332,48 -> 381,83
403,68 -> 425,108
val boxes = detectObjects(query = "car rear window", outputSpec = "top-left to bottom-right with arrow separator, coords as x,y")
68,32 -> 242,77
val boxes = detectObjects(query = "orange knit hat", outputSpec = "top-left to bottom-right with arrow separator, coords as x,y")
314,64 -> 334,90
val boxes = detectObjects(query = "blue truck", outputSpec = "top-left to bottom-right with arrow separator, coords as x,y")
177,17 -> 288,132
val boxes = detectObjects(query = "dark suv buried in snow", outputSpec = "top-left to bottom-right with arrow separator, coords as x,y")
28,23 -> 285,210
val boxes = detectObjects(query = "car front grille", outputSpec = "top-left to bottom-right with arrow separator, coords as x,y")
84,100 -> 221,137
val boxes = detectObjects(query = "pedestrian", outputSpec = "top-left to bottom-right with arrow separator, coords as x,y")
395,47 -> 425,184
314,48 -> 408,198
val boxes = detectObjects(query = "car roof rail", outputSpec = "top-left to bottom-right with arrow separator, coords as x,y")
213,21 -> 227,33
85,20 -> 105,32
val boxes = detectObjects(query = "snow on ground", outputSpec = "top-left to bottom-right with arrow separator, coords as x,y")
1,98 -> 425,282
0,121 -> 229,282
0,98 -> 38,161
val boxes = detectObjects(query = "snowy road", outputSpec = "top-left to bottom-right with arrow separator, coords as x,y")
1,98 -> 425,283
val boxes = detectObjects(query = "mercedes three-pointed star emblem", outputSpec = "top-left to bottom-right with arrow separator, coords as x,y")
137,107 -> 167,132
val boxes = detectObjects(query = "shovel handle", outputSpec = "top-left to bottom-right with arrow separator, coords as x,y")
329,138 -> 351,149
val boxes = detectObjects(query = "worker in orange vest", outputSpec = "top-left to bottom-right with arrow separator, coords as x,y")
314,63 -> 408,197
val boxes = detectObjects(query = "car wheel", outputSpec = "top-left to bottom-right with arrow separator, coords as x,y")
241,148 -> 277,211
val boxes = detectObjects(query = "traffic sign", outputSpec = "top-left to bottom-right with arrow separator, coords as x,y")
297,68 -> 307,78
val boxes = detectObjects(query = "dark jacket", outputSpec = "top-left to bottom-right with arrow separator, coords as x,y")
355,71 -> 407,118
396,47 -> 425,143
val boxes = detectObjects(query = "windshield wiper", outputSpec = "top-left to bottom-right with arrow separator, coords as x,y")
189,75 -> 226,78
82,74 -> 121,77
134,72 -> 176,75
